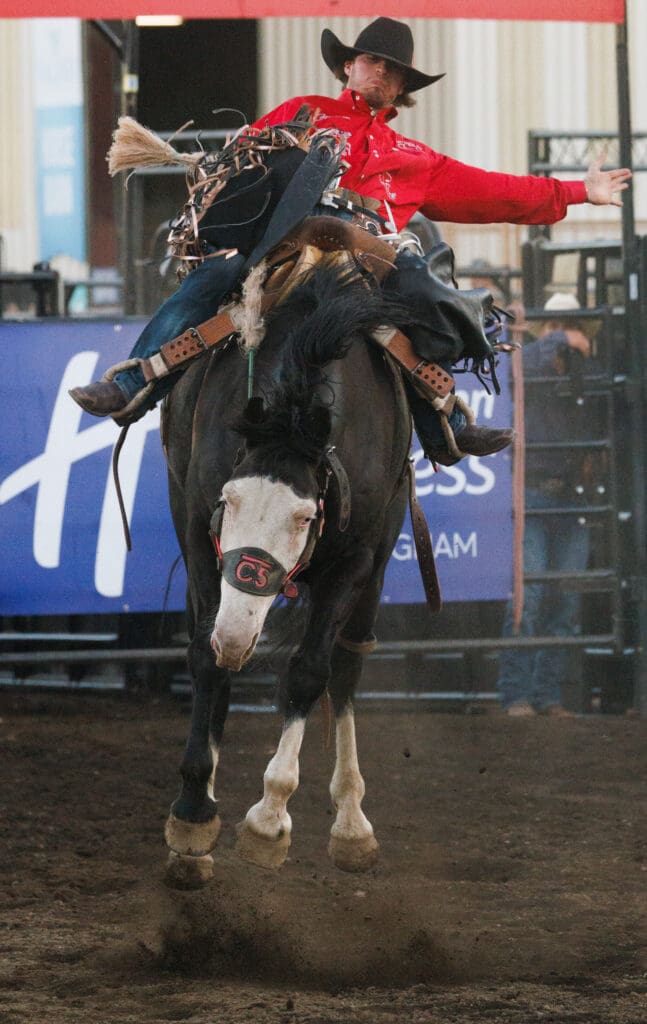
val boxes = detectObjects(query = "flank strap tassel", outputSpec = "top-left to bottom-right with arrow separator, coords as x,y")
107,116 -> 203,177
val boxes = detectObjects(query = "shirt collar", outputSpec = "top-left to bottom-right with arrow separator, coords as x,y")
339,88 -> 398,123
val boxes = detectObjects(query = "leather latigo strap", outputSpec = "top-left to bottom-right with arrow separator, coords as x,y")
140,309 -> 237,383
407,459 -> 442,614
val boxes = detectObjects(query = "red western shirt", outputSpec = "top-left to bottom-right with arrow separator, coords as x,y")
252,89 -> 586,233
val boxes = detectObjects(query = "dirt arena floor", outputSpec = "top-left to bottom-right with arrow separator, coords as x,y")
2,689 -> 647,1024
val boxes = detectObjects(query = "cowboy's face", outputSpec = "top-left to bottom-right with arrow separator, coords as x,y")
344,53 -> 406,109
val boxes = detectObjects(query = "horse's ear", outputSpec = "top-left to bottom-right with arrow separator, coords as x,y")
305,405 -> 331,447
243,396 -> 266,424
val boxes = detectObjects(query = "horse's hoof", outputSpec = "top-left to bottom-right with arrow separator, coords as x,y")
165,851 -> 214,889
235,819 -> 291,869
328,833 -> 379,873
164,813 -> 222,857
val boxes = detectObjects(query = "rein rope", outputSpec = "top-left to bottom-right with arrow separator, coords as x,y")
247,349 -> 255,399
112,425 -> 133,552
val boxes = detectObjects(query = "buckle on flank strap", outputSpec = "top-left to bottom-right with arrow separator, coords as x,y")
186,326 -> 208,351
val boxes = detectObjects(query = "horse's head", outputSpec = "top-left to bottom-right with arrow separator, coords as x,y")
210,398 -> 331,671
207,263 -> 400,671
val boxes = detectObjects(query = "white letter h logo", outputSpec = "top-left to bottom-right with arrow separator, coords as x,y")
0,352 -> 160,599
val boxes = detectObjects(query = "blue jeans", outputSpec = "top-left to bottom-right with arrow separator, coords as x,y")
404,377 -> 467,448
497,487 -> 590,711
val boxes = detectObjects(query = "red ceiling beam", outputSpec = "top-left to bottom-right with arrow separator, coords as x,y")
4,1 -> 625,21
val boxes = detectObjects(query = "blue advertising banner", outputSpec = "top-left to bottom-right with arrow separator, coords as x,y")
0,320 -> 513,615
382,375 -> 513,604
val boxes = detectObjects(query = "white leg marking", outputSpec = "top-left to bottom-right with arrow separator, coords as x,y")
243,719 -> 305,842
330,710 -> 374,843
207,742 -> 219,802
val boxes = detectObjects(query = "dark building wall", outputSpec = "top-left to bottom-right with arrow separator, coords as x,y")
136,19 -> 258,267
138,20 -> 258,131
85,23 -> 121,269
84,19 -> 258,280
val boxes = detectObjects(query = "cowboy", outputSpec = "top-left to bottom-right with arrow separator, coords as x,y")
70,18 -> 630,465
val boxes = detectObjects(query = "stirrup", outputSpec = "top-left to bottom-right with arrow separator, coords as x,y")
436,396 -> 477,463
102,358 -> 155,425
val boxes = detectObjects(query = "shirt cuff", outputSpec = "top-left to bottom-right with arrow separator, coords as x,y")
565,180 -> 588,205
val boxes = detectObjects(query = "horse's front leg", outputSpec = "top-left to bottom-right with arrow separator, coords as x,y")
165,624 -> 231,887
235,642 -> 330,869
326,540 -> 406,872
235,715 -> 306,869
327,643 -> 379,872
236,549 -> 374,870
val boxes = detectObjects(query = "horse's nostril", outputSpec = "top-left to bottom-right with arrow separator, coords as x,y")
210,633 -> 220,656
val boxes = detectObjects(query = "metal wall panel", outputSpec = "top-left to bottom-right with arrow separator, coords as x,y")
628,1 -> 647,225
0,21 -> 37,272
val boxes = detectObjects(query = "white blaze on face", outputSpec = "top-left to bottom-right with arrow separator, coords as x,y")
211,475 -> 317,670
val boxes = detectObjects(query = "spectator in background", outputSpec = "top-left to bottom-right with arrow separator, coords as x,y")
497,292 -> 603,718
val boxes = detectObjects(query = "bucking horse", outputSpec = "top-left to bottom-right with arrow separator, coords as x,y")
107,117 -> 441,887
162,246 -> 417,886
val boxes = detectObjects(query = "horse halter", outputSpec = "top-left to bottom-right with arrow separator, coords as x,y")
209,447 -> 350,600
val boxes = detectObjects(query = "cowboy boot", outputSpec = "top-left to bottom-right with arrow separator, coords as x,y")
69,381 -> 129,417
423,422 -> 515,466
403,376 -> 514,466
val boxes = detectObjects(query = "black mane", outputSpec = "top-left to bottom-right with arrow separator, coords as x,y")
234,264 -> 407,463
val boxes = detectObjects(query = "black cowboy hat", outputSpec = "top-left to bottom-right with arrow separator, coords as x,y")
321,17 -> 444,94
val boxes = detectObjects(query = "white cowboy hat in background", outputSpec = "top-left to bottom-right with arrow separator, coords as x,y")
527,292 -> 602,338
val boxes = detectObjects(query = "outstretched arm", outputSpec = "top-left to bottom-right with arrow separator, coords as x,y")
420,147 -> 632,226
584,151 -> 632,207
